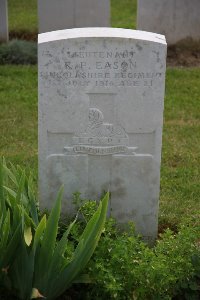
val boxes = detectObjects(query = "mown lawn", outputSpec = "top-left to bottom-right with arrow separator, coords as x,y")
0,66 -> 38,172
111,0 -> 137,29
161,68 -> 200,226
0,66 -> 199,227
8,0 -> 38,33
8,0 -> 137,33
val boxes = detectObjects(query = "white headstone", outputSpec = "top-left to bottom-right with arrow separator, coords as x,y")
38,28 -> 167,243
0,0 -> 8,42
38,0 -> 110,33
137,0 -> 200,45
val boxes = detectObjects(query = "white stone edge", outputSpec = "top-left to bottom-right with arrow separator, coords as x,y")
38,27 -> 167,45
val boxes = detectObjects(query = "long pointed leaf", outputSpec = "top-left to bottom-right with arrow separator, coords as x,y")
24,226 -> 33,246
48,215 -> 78,276
27,175 -> 39,225
49,192 -> 109,299
34,187 -> 63,292
2,222 -> 22,268
3,163 -> 18,187
32,215 -> 46,251
16,171 -> 25,205
0,210 -> 10,258
0,158 -> 6,216
10,238 -> 34,300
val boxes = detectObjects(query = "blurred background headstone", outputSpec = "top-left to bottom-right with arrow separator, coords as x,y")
137,0 -> 200,45
38,0 -> 110,33
0,0 -> 9,42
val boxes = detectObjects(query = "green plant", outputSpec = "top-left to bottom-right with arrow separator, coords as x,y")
80,212 -> 200,300
72,192 -> 99,222
0,40 -> 37,65
0,158 -> 22,286
0,157 -> 40,292
67,197 -> 200,299
0,159 -> 109,299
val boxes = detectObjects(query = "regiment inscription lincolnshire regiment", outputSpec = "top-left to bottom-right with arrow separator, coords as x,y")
38,28 -> 167,243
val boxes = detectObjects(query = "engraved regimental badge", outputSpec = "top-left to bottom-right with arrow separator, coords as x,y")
64,103 -> 137,155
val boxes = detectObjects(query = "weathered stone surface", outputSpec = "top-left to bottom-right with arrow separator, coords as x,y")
137,0 -> 200,45
0,0 -> 8,42
38,28 -> 167,242
38,0 -> 110,33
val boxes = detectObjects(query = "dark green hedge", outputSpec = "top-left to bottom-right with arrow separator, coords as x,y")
0,40 -> 37,65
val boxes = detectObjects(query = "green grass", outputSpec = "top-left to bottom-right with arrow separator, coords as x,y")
7,0 -> 137,33
8,0 -> 37,33
0,66 -> 200,227
160,68 -> 200,226
111,0 -> 137,29
0,65 -> 38,173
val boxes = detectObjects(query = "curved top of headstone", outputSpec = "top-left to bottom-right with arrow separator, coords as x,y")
38,27 -> 166,45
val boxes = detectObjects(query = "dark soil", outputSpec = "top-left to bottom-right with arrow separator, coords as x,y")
167,38 -> 200,67
9,32 -> 200,68
0,285 -> 90,300
158,221 -> 178,235
9,30 -> 38,42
